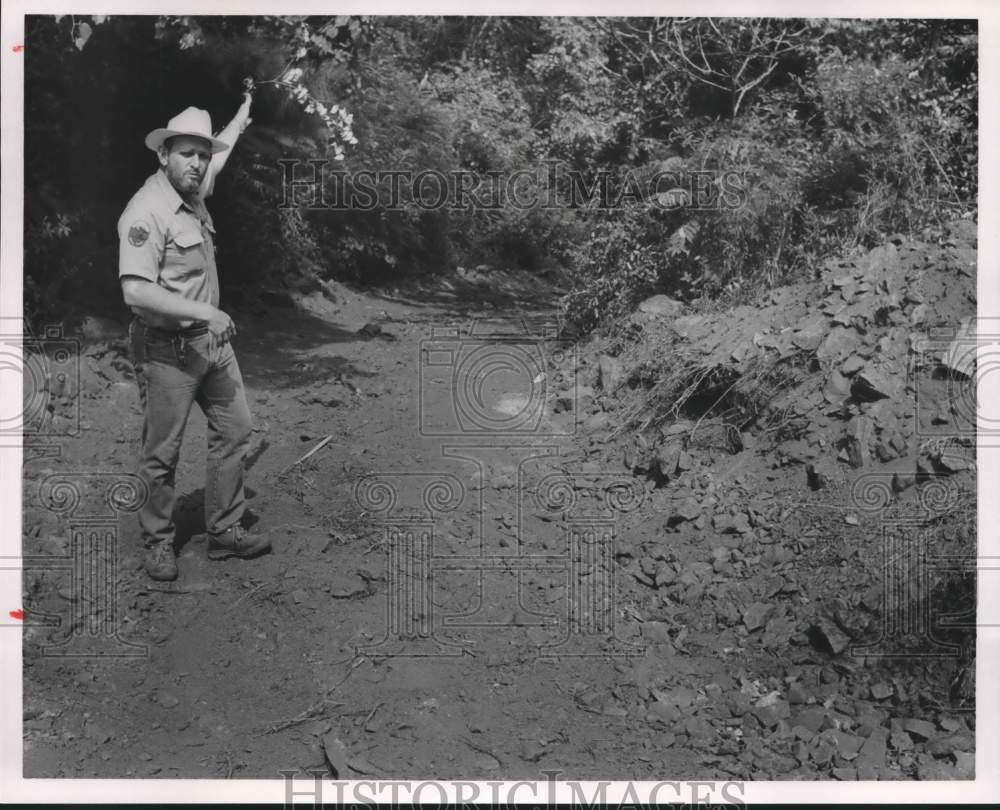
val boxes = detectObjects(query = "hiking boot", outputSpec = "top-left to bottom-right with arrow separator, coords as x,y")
207,525 -> 271,560
143,541 -> 178,582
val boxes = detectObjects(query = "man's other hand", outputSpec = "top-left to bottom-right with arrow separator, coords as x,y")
207,307 -> 237,347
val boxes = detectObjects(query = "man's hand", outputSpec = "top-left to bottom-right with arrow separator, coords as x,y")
206,307 -> 237,348
122,278 -> 231,333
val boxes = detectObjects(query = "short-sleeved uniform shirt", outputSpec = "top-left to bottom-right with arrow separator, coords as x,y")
118,169 -> 219,330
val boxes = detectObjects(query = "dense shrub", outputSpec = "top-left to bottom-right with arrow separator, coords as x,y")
24,16 -> 977,334
557,18 -> 976,333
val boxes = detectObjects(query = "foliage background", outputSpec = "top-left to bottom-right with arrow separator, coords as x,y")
24,16 -> 977,333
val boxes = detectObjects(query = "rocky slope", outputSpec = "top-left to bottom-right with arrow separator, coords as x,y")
564,217 -> 977,778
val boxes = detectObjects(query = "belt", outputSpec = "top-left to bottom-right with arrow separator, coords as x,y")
137,319 -> 210,339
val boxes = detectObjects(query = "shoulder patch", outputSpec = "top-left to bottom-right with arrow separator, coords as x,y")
128,220 -> 151,247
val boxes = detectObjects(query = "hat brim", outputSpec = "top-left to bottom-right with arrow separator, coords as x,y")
145,128 -> 229,154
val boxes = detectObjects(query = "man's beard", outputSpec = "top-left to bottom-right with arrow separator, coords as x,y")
168,167 -> 203,195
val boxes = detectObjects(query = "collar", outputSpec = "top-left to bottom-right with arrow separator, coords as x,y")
153,169 -> 200,215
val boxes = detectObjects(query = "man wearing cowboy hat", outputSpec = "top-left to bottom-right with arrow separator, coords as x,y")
119,95 -> 270,581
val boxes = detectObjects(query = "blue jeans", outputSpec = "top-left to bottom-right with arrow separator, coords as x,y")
129,319 -> 252,546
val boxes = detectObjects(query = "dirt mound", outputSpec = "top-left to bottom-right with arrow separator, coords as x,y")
592,218 -> 976,491
564,218 -> 977,779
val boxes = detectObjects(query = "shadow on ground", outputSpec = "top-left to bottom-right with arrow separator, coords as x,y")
237,306 -> 377,389
371,271 -> 567,320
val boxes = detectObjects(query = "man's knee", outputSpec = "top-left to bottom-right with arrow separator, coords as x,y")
140,429 -> 184,473
235,416 -> 252,448
233,388 -> 253,446
139,452 -> 179,482
222,407 -> 252,450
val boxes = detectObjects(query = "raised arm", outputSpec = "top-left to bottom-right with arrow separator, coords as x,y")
202,92 -> 254,198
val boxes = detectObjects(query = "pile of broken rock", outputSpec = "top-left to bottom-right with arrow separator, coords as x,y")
589,218 -> 977,497
563,219 -> 977,780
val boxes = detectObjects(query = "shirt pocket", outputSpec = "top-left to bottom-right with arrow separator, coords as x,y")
162,227 -> 206,282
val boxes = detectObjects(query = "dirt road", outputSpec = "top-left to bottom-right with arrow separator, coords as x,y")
22,276 -> 705,780
21,264 -> 975,781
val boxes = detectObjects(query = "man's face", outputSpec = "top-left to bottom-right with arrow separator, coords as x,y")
158,135 -> 212,196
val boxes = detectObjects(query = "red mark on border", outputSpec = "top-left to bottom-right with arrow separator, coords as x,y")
9,609 -> 24,621
12,44 -> 24,53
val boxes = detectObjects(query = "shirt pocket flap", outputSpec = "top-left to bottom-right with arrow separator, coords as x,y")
172,229 -> 204,249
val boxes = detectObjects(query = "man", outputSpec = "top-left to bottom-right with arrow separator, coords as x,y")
119,96 -> 270,582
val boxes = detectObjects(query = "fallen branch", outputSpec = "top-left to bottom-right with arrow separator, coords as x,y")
232,580 -> 270,606
257,656 -> 365,736
257,699 -> 345,736
362,702 -> 383,729
281,435 -> 333,475
458,735 -> 505,767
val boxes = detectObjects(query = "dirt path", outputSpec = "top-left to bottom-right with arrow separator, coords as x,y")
21,260 -> 975,782
23,276 -> 716,780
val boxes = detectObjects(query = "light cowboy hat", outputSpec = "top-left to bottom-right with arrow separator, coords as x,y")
144,107 -> 229,154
